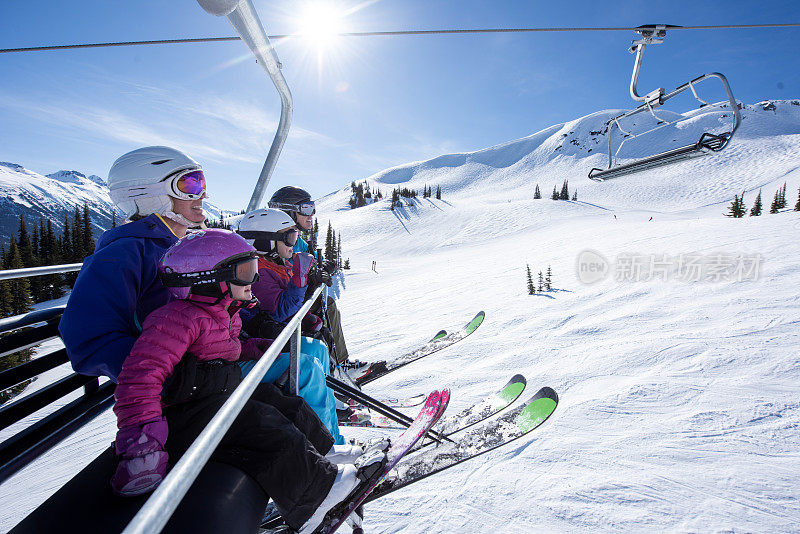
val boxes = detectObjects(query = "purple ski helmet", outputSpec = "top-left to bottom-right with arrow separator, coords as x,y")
159,229 -> 258,299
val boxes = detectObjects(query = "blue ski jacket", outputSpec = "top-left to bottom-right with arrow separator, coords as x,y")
59,214 -> 179,380
293,236 -> 310,255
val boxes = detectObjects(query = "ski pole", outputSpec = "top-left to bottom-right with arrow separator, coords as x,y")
326,376 -> 453,444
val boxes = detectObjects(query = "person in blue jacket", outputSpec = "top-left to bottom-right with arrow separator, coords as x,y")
59,146 -> 208,380
268,186 -> 372,381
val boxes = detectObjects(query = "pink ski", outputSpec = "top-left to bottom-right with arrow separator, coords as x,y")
322,388 -> 450,534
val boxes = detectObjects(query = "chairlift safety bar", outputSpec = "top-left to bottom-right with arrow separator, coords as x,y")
0,263 -> 83,281
198,0 -> 293,212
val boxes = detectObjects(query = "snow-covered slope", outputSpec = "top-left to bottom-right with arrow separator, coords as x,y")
0,162 -> 234,245
2,99 -> 800,532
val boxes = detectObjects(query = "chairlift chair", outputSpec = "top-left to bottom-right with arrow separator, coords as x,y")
588,24 -> 742,181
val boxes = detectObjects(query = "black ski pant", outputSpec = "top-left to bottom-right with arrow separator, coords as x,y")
164,382 -> 337,530
310,296 -> 350,365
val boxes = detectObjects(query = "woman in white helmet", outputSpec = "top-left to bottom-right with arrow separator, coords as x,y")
60,146 -> 209,379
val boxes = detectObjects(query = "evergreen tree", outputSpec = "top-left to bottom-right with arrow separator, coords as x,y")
572,190 -> 578,201
0,245 -> 11,317
435,185 -> 441,200
82,203 -> 94,255
324,223 -> 334,260
336,234 -> 342,268
111,211 -> 117,228
538,271 -> 544,292
3,238 -> 33,316
534,184 -> 541,199
769,190 -> 780,214
795,187 -> 800,211
72,205 -> 82,260
526,264 -> 535,295
43,218 -> 64,300
343,258 -> 350,270
16,215 -> 42,301
727,193 -> 745,217
552,186 -> 559,200
560,180 -> 569,200
545,266 -> 552,291
750,189 -> 763,216
62,212 -> 71,261
778,182 -> 787,209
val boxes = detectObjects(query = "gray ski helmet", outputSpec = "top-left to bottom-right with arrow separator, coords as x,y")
268,186 -> 312,220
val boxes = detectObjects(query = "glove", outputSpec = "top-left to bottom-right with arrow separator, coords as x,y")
240,337 -> 274,361
321,259 -> 337,275
291,253 -> 316,288
307,268 -> 332,288
111,417 -> 169,496
317,325 -> 335,352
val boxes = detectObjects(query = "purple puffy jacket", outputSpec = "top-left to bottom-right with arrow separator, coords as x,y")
114,294 -> 272,428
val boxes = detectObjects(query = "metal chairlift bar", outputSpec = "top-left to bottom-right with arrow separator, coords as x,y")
218,0 -> 293,212
0,306 -> 66,334
0,348 -> 68,390
0,372 -> 94,431
593,71 -> 741,180
0,381 -> 115,485
0,263 -> 82,281
0,322 -> 61,360
122,283 -> 324,534
590,139 -> 712,180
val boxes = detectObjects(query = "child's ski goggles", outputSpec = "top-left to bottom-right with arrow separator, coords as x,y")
160,254 -> 259,289
224,256 -> 260,286
238,229 -> 299,250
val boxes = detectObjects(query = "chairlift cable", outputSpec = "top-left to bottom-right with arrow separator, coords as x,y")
2,23 -> 800,54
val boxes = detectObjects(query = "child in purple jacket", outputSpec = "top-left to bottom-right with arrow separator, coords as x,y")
111,229 -> 385,533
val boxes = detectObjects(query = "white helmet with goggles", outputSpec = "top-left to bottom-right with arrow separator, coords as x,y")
108,146 -> 207,227
236,208 -> 299,254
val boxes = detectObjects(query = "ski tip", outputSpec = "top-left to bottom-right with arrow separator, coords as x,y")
532,386 -> 558,404
508,374 -> 526,386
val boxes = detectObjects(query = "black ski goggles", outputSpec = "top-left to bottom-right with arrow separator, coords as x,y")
223,256 -> 260,286
238,229 -> 299,251
161,255 -> 259,288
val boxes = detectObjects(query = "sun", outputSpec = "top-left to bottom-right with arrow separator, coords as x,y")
298,1 -> 346,49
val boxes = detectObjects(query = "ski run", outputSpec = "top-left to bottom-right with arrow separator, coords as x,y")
3,100 -> 800,532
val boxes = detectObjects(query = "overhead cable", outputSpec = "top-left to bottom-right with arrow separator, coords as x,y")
2,23 -> 800,54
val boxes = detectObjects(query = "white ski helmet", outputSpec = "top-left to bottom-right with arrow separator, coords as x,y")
236,208 -> 298,253
107,146 -> 206,226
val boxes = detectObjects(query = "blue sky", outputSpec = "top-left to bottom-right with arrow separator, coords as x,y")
1,0 -> 799,211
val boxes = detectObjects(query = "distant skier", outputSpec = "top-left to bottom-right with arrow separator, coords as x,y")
111,229 -> 387,533
372,260 -> 376,272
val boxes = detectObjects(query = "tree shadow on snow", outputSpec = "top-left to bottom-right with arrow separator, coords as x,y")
329,271 -> 345,299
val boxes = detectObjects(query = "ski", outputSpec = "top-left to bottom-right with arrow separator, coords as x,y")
427,373 -> 526,439
339,409 -> 406,429
320,388 -> 450,534
356,311 -> 485,386
340,374 -> 527,435
348,392 -> 427,409
364,386 -> 558,502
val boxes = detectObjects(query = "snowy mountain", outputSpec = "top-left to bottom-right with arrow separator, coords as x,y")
3,99 -> 800,532
0,163 -> 235,246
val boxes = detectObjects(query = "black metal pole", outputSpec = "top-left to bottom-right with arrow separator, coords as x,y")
326,376 -> 452,443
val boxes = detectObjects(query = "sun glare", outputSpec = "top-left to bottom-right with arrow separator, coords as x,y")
299,2 -> 346,49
